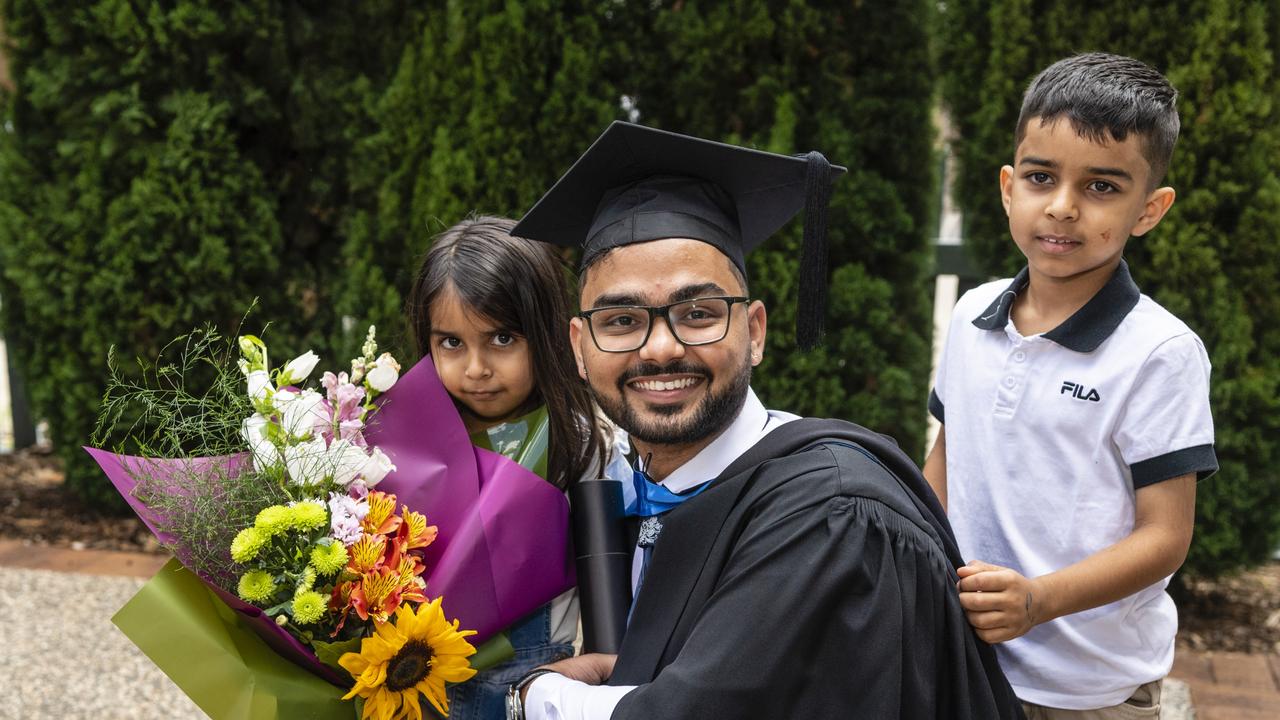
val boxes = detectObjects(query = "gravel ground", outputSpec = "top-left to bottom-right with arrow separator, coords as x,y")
0,567 -> 204,720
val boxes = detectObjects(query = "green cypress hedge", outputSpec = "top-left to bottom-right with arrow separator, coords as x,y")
938,0 -> 1280,576
334,1 -> 627,360
612,0 -> 937,460
0,1 -> 418,505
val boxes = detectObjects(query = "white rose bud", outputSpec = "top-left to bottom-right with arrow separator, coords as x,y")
365,353 -> 401,393
360,447 -> 397,488
279,350 -> 320,386
246,370 -> 273,401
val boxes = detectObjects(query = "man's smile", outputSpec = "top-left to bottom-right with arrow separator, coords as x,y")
626,374 -> 705,403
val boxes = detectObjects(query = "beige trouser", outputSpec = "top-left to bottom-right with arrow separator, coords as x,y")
1021,680 -> 1162,719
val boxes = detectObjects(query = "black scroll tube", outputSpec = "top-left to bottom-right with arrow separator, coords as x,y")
569,479 -> 631,654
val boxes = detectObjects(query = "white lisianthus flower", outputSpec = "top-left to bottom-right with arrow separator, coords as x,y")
284,436 -> 329,486
281,389 -> 328,439
326,438 -> 371,487
249,438 -> 281,474
240,414 -> 269,448
360,447 -> 397,488
365,353 -> 401,392
246,370 -> 273,402
279,350 -> 320,386
242,414 -> 281,471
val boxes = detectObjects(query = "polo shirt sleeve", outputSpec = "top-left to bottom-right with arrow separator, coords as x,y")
1114,332 -> 1218,488
929,297 -> 963,426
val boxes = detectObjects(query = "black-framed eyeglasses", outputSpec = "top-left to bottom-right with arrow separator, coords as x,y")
578,296 -> 750,353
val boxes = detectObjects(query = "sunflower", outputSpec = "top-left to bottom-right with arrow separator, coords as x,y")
339,598 -> 477,719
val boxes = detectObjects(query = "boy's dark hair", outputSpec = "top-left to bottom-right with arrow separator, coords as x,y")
407,215 -> 606,492
1016,52 -> 1180,187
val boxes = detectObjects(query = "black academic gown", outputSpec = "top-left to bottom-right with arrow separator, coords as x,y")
608,419 -> 1024,719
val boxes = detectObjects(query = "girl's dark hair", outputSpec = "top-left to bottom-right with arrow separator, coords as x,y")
407,215 -> 605,491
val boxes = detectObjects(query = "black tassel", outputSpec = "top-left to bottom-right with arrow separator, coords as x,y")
797,151 -> 833,351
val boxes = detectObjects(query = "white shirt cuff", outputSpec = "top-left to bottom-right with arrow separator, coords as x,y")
524,672 -> 636,720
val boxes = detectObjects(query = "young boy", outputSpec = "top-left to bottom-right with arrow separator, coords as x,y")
924,52 -> 1218,719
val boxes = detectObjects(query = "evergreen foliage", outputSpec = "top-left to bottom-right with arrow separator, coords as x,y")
0,1 -> 418,505
334,1 -> 625,359
614,0 -> 937,460
938,0 -> 1280,575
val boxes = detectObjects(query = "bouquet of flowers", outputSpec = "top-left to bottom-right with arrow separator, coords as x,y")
89,325 -> 575,719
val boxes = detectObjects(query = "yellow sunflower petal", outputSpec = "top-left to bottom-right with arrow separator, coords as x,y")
419,674 -> 449,717
399,688 -> 423,720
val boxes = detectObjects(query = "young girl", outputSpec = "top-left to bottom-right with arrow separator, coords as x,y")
406,215 -> 608,719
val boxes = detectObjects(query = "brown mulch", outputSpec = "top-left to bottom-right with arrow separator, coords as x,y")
0,449 -> 162,554
2,449 -> 1278,653
1177,564 -> 1280,654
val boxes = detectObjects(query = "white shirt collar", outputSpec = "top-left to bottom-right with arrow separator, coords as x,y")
657,387 -> 798,494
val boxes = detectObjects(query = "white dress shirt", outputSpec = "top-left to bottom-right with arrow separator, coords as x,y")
525,388 -> 796,720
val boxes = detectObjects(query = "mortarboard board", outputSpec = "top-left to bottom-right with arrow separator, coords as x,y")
511,121 -> 846,349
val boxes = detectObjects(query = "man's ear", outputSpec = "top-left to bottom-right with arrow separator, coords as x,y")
747,300 -> 767,366
1130,186 -> 1176,237
569,317 -> 588,380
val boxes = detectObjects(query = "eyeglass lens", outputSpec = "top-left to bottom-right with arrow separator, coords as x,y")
590,298 -> 733,352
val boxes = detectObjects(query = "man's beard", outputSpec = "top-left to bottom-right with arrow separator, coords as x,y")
589,353 -> 752,446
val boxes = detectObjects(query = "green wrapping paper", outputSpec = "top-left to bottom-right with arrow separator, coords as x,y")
114,559 -> 351,719
114,559 -> 515,720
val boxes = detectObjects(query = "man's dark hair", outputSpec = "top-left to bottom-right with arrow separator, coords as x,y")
1015,52 -> 1180,187
578,245 -> 750,298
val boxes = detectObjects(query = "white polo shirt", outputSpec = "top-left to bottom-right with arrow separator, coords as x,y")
931,261 -> 1217,710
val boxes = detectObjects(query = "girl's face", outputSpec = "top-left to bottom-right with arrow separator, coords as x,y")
428,286 -> 537,434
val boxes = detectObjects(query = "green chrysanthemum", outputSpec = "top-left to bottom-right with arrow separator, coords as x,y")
255,505 -> 291,536
230,527 -> 268,564
296,566 -> 317,592
310,541 -> 349,576
238,570 -> 277,603
292,589 -> 327,625
289,500 -> 327,531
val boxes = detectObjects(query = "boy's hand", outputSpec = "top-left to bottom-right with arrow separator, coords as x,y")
956,560 -> 1043,643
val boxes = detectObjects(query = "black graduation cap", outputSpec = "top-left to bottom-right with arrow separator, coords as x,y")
511,121 -> 846,350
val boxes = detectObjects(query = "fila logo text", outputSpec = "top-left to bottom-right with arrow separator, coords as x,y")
1060,381 -> 1101,402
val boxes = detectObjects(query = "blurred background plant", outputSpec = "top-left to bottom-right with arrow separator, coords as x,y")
0,0 -> 1276,579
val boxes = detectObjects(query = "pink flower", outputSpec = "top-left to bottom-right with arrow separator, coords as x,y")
339,419 -> 367,446
333,382 -> 366,424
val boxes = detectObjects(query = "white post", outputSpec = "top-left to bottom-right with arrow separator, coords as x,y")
0,334 -> 13,453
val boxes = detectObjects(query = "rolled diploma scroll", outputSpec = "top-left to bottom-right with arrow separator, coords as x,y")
569,478 -> 631,654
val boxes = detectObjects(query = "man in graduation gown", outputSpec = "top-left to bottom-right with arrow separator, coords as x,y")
505,122 -> 1024,719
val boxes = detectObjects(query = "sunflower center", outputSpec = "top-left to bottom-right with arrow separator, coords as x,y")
386,639 -> 435,691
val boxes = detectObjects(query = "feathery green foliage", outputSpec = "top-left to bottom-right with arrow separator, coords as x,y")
94,324 -> 288,588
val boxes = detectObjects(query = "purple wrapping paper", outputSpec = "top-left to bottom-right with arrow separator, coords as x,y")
86,358 -> 574,683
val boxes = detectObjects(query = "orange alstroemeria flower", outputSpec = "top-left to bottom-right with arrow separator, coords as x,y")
348,534 -> 388,574
362,491 -> 402,536
398,507 -> 438,552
